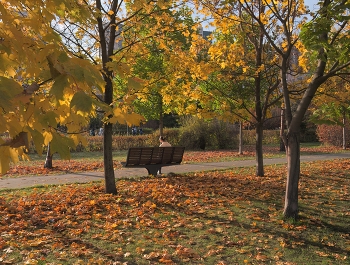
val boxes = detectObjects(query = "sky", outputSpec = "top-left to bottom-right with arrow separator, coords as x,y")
305,0 -> 320,11
198,0 -> 321,31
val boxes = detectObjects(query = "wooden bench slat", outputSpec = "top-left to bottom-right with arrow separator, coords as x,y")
122,146 -> 185,175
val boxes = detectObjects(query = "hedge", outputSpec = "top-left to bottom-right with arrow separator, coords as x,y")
79,129 -> 283,151
7,128 -> 316,154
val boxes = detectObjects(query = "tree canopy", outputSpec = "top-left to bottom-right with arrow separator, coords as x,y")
0,1 -> 106,174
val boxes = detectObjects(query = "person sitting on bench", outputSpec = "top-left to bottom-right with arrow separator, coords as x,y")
159,136 -> 171,147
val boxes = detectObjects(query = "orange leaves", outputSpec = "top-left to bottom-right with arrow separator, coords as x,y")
143,200 -> 157,209
255,252 -> 268,261
143,250 -> 174,264
173,245 -> 200,260
2,145 -> 343,177
0,156 -> 349,263
3,159 -> 122,177
183,150 -> 251,163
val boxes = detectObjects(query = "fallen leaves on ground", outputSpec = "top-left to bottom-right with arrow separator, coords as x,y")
3,160 -> 123,178
0,159 -> 349,264
1,145 -> 343,178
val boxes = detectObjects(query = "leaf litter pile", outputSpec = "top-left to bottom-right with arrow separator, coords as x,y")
0,159 -> 349,264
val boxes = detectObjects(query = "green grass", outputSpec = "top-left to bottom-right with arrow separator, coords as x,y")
0,159 -> 349,264
300,142 -> 322,147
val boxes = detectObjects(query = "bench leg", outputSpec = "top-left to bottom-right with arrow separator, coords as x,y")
145,165 -> 162,176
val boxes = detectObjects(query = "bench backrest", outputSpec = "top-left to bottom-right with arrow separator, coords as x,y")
125,147 -> 185,166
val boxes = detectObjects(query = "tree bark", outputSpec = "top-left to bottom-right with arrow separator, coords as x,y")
102,74 -> 117,194
283,132 -> 300,219
96,0 -> 118,194
238,121 -> 243,155
159,110 -> 164,137
101,54 -> 117,194
103,122 -> 117,194
44,142 -> 53,169
256,122 -> 264,176
342,110 -> 346,150
253,21 -> 264,177
280,108 -> 286,152
159,97 -> 164,136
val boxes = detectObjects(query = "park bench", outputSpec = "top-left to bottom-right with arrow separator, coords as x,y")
122,146 -> 185,176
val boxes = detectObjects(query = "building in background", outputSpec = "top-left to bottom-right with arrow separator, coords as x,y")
198,24 -> 212,42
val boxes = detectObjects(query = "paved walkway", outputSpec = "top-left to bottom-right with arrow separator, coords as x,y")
1,153 -> 350,190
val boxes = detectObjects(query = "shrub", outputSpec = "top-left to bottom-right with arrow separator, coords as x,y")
177,117 -> 208,149
85,135 -> 104,151
147,128 -> 180,147
300,120 -> 318,142
207,119 -> 238,149
242,130 -> 281,145
316,124 -> 349,147
77,135 -> 152,151
177,116 -> 238,150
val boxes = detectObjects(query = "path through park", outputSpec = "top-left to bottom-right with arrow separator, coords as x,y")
1,153 -> 349,190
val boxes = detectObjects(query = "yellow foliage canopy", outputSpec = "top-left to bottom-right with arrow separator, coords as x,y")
0,1 -> 110,174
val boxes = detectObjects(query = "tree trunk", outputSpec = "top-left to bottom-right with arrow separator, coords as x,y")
96,0 -> 117,194
103,122 -> 117,194
159,99 -> 164,136
44,142 -> 53,169
280,108 -> 286,152
159,111 -> 164,137
283,132 -> 301,219
342,110 -> 346,150
102,69 -> 117,194
101,74 -> 117,194
256,122 -> 264,176
238,121 -> 243,155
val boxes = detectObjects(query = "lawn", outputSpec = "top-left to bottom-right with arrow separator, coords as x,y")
0,158 -> 349,264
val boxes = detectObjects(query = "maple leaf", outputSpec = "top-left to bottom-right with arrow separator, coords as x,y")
108,107 -> 144,126
49,132 -> 75,160
70,91 -> 93,115
51,75 -> 69,100
0,77 -> 23,111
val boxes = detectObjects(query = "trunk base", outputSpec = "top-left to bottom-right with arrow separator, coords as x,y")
44,156 -> 53,169
283,132 -> 301,220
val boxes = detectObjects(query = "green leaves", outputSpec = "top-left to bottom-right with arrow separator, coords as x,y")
26,127 -> 44,156
310,106 -> 342,126
300,1 -> 350,63
49,131 -> 75,160
0,77 -> 23,111
300,19 -> 329,51
127,77 -> 143,91
70,91 -> 93,115
51,75 -> 69,100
